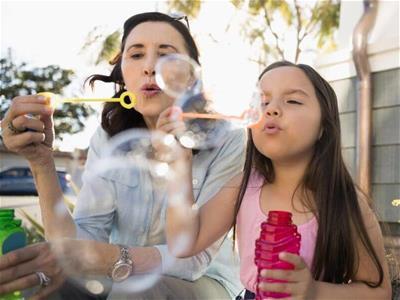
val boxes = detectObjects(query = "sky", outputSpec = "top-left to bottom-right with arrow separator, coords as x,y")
0,0 -> 266,151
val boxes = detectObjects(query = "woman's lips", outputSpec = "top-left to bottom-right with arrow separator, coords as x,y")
141,89 -> 161,97
141,83 -> 162,97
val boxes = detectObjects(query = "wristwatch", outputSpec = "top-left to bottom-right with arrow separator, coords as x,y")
109,244 -> 134,282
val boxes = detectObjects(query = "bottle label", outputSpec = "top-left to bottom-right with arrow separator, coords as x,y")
1,232 -> 27,255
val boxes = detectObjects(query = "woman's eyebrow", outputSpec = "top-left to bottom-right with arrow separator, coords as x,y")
159,44 -> 178,51
125,43 -> 178,52
126,43 -> 144,51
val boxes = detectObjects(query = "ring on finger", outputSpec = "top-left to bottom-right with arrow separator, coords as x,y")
35,271 -> 51,287
7,120 -> 24,134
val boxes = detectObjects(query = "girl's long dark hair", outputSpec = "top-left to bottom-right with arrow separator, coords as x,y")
85,12 -> 200,137
233,61 -> 384,287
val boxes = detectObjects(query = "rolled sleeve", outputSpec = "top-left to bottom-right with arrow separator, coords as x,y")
154,238 -> 222,281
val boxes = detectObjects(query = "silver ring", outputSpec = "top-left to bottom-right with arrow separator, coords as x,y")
35,271 -> 51,287
7,120 -> 22,134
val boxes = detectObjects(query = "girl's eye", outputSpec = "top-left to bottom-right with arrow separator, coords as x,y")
287,100 -> 302,105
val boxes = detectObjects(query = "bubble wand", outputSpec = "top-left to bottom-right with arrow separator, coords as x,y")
37,91 -> 137,109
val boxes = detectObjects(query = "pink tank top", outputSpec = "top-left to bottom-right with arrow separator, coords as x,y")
236,170 -> 318,293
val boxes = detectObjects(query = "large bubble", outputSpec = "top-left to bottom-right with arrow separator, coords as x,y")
51,129 -> 191,297
155,53 -> 263,149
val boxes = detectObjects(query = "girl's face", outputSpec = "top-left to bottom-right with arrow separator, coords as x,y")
121,21 -> 189,118
252,66 -> 322,164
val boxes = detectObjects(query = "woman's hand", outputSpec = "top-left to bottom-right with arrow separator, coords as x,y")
0,95 -> 54,167
258,252 -> 316,300
0,242 -> 65,300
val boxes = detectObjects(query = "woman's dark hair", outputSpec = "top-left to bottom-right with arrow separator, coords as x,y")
233,61 -> 384,288
86,12 -> 200,137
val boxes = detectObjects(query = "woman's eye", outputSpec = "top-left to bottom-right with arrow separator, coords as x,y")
131,53 -> 143,59
159,51 -> 174,57
287,100 -> 302,105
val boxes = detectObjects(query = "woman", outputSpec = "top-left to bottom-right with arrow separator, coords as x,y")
0,12 -> 245,299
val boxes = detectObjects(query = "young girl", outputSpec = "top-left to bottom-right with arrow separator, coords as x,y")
166,61 -> 392,299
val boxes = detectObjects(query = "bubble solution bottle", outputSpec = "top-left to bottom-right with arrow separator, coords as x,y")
0,209 -> 27,300
254,211 -> 301,299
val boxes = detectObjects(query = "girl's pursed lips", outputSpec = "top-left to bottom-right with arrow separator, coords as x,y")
263,121 -> 282,133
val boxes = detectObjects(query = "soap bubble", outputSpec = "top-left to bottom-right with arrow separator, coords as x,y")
155,54 -> 263,149
52,129 -> 191,296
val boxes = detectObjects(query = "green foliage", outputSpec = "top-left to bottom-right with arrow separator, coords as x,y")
0,50 -> 94,140
313,1 -> 341,49
167,0 -> 201,18
23,225 -> 45,245
221,0 -> 340,63
95,30 -> 121,65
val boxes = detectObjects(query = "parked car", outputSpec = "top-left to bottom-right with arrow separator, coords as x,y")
0,167 -> 71,195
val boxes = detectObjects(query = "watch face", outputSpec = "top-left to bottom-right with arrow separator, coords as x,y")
112,263 -> 132,282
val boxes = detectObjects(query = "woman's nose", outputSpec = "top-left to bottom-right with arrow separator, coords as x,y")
143,58 -> 156,76
143,67 -> 155,76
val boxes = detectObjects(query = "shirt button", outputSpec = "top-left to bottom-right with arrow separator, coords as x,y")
192,178 -> 198,186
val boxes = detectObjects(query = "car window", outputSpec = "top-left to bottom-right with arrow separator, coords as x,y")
3,169 -> 20,177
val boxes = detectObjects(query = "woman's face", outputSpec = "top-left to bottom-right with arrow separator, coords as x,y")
251,66 -> 322,164
121,21 -> 189,118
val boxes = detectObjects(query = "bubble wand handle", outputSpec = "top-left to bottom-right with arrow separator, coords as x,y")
37,91 -> 137,109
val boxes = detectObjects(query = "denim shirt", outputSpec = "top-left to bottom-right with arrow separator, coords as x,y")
72,126 -> 246,297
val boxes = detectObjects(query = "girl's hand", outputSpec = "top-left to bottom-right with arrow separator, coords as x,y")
156,106 -> 186,138
259,252 -> 316,300
0,95 -> 55,167
156,106 -> 192,161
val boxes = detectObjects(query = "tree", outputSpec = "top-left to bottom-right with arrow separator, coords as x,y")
80,27 -> 121,65
0,49 -> 94,140
168,0 -> 340,65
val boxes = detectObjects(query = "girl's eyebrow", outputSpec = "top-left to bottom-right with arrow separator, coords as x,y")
261,88 -> 309,98
284,88 -> 309,97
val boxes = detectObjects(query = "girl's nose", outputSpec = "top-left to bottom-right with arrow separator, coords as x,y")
265,103 -> 281,117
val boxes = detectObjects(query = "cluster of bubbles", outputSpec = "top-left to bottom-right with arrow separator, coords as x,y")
155,53 -> 263,149
52,53 -> 263,296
